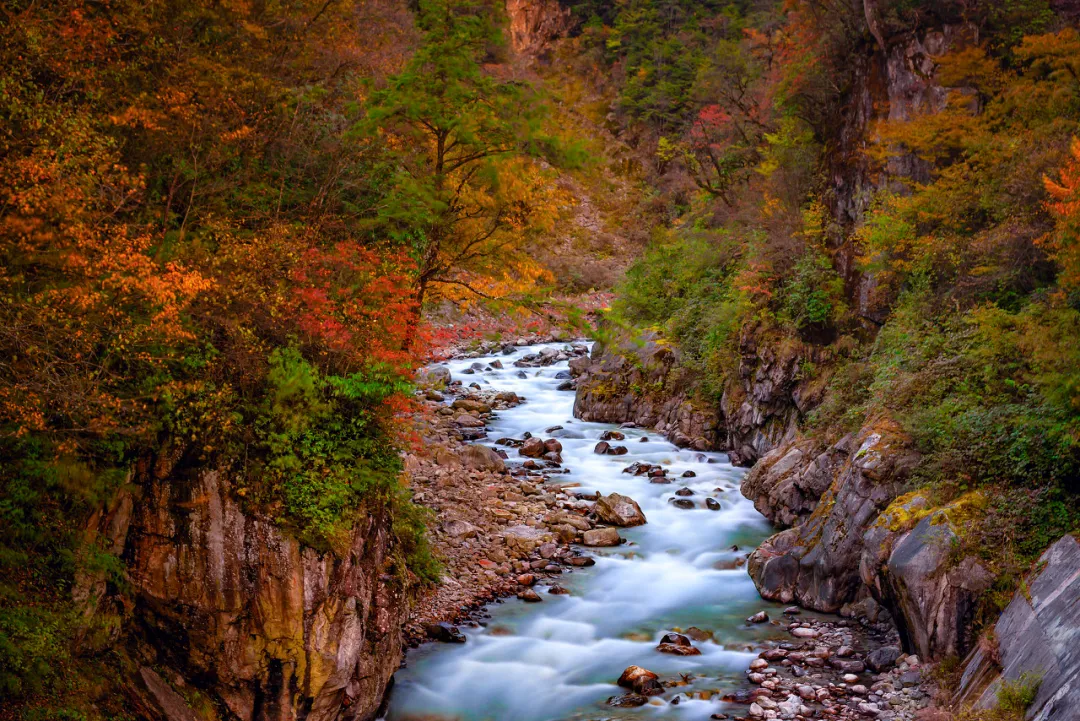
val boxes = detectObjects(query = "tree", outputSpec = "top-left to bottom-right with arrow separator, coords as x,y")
361,0 -> 564,335
1043,136 -> 1080,295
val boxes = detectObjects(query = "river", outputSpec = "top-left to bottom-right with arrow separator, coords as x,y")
386,342 -> 791,721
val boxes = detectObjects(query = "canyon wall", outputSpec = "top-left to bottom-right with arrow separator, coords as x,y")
77,454 -> 407,721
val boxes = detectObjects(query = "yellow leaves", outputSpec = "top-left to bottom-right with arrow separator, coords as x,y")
220,125 -> 254,143
936,46 -> 1004,94
110,105 -> 165,131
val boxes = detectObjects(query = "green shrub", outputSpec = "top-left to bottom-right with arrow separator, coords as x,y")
998,672 -> 1042,715
779,246 -> 847,331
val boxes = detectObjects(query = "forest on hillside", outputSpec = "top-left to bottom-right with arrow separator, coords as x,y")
2,0 -> 1079,719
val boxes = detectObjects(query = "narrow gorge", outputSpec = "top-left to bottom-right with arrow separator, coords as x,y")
3,0 -> 1079,720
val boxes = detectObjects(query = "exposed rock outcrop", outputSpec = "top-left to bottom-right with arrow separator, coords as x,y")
720,324 -> 831,464
573,335 -> 721,451
573,329 -> 829,463
955,535 -> 1080,720
744,419 -> 1002,663
124,465 -> 405,721
746,418 -> 919,614
862,496 -> 994,661
505,0 -> 574,60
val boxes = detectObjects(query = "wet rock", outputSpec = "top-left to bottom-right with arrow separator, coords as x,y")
593,441 -> 610,455
747,611 -> 769,624
682,470 -> 696,478
519,437 -> 547,458
594,493 -> 647,527
543,438 -> 563,454
705,498 -> 721,511
583,527 -> 621,546
516,573 -> 536,586
600,430 -> 625,441
517,589 -> 542,602
657,632 -> 702,656
607,694 -> 648,707
547,584 -> 569,595
674,487 -> 694,497
424,622 -> 466,643
617,669 -> 665,695
670,499 -> 695,510
685,627 -> 713,641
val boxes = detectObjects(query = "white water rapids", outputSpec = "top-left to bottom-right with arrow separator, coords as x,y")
386,342 -> 793,721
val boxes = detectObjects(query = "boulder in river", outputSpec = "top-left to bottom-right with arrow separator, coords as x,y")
617,666 -> 664,696
594,493 -> 647,527
657,632 -> 701,656
583,527 -> 621,546
674,487 -> 694,496
419,365 -> 451,387
607,694 -> 647,707
517,589 -> 542,602
705,498 -> 721,510
670,498 -> 695,510
519,437 -> 546,458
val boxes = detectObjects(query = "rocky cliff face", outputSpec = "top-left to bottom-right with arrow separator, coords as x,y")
572,335 -> 722,452
79,455 -> 406,721
573,328 -> 829,464
954,534 -> 1080,720
505,0 -> 575,61
743,418 -> 997,663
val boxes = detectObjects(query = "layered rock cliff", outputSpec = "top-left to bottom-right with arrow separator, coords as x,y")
954,534 -> 1080,720
572,334 -> 722,452
78,455 -> 407,721
573,326 -> 830,464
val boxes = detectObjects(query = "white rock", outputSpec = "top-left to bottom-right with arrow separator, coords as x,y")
749,703 -> 765,718
791,627 -> 819,639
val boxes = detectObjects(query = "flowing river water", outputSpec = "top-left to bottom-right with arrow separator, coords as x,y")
386,342 -> 794,721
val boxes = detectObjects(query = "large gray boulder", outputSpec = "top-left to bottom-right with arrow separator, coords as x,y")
956,535 -> 1080,720
746,418 -> 919,612
865,511 -> 992,660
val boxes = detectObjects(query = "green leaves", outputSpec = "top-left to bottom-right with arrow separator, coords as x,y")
255,349 -> 407,552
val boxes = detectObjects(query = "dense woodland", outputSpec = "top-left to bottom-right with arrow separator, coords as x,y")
2,0 -> 1079,718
